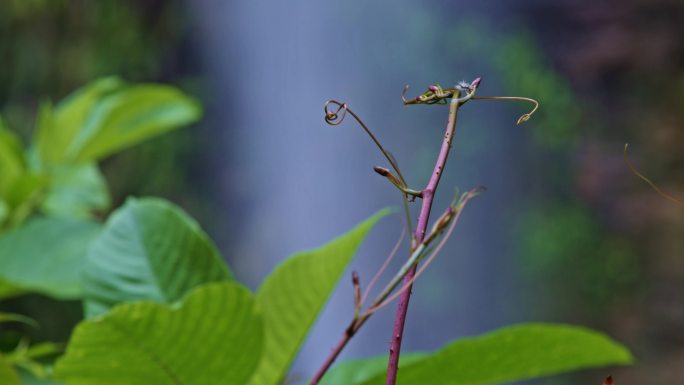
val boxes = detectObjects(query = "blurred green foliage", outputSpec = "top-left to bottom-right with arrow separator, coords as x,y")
0,77 -> 200,233
0,0 -> 200,215
446,21 -> 645,318
519,204 -> 642,317
0,77 -> 201,383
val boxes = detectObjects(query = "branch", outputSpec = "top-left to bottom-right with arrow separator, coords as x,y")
384,89 -> 463,385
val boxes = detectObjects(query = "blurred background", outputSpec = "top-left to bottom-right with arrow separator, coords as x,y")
1,0 -> 682,384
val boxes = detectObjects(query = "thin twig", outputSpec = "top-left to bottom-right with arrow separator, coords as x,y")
368,189 -> 479,313
623,143 -> 684,207
324,101 -> 416,242
361,228 -> 406,305
324,101 -> 407,186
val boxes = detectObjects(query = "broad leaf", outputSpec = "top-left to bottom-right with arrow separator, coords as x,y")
33,78 -> 200,165
0,354 -> 20,385
65,82 -> 201,162
359,323 -> 633,385
55,282 -> 263,385
0,216 -> 101,299
37,77 -> 124,165
83,197 -> 233,317
41,163 -> 110,218
320,353 -> 426,385
247,210 -> 389,385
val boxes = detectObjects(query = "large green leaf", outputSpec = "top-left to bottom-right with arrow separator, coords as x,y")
40,163 -> 111,218
33,78 -> 200,165
0,354 -> 20,385
34,78 -> 124,166
65,82 -> 201,163
83,197 -> 233,317
0,216 -> 101,299
359,323 -> 633,385
55,282 -> 263,385
247,210 -> 389,385
319,353 -> 426,385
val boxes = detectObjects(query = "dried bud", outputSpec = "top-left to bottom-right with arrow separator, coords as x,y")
352,271 -> 362,312
373,166 -> 404,190
373,166 -> 390,177
352,271 -> 360,285
603,376 -> 613,385
430,206 -> 455,236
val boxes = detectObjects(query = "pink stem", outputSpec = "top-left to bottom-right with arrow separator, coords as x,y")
307,324 -> 357,385
385,95 -> 461,385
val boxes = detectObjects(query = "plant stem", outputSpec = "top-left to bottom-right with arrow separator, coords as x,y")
385,94 -> 461,385
308,92 -> 462,385
307,323 -> 358,385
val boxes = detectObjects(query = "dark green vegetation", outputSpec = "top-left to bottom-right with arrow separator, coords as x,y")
0,80 -> 633,384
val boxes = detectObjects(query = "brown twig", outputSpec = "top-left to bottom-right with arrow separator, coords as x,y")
623,143 -> 684,208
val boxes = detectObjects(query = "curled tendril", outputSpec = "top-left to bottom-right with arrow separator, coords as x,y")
624,143 -> 684,208
324,100 -> 348,126
472,96 -> 539,125
323,99 -> 407,186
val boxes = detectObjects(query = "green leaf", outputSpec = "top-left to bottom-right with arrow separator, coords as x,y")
0,278 -> 26,300
359,323 -> 633,385
45,78 -> 124,164
65,82 -> 201,163
21,342 -> 63,360
32,78 -> 200,165
83,197 -> 233,318
7,341 -> 62,380
0,118 -> 26,197
55,282 -> 263,385
40,163 -> 111,218
0,312 -> 38,327
320,353 -> 426,385
247,210 -> 389,385
0,216 -> 101,299
0,198 -> 8,226
33,101 -> 58,167
0,353 -> 20,385
3,173 -> 49,227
